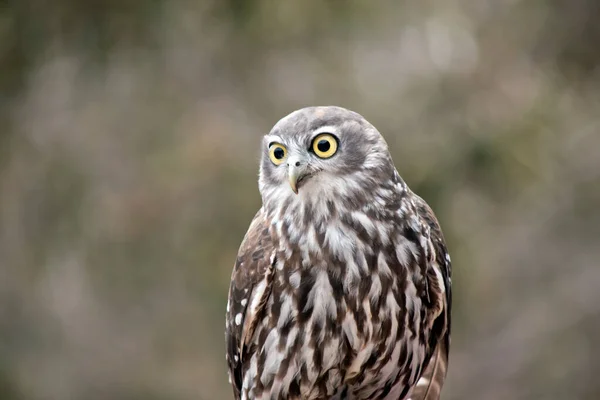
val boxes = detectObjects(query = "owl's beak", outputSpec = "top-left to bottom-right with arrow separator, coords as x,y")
287,156 -> 307,194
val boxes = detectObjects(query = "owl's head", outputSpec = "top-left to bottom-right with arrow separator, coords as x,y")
259,106 -> 395,208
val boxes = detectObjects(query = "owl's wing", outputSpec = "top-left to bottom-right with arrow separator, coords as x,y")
225,209 -> 275,399
409,196 -> 452,400
410,339 -> 449,400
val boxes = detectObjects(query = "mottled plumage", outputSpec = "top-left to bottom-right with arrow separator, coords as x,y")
225,106 -> 451,400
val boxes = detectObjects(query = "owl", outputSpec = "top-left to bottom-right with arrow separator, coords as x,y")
225,106 -> 451,400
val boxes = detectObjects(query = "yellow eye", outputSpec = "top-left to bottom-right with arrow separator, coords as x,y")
268,143 -> 287,165
312,133 -> 338,159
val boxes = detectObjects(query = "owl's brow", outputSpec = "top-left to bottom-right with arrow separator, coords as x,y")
311,125 -> 339,138
264,135 -> 283,146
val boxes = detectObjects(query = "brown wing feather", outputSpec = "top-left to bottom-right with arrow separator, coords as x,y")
410,195 -> 452,400
410,338 -> 449,400
225,209 -> 275,399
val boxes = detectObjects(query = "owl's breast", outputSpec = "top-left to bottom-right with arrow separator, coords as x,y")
243,247 -> 428,400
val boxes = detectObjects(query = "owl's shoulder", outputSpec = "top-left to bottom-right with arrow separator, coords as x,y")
409,192 -> 451,280
231,209 -> 274,288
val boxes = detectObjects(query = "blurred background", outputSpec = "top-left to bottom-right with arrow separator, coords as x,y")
1,1 -> 599,399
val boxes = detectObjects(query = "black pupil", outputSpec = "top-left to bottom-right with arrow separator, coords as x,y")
317,139 -> 330,153
273,147 -> 285,159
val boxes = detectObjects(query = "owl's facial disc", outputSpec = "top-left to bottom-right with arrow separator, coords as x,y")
260,107 -> 392,202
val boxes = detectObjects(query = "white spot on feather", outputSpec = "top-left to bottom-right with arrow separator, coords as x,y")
377,223 -> 391,245
395,234 -> 418,267
324,221 -> 355,262
249,279 -> 267,315
235,313 -> 242,325
342,313 -> 359,349
344,257 -> 362,285
433,262 -> 446,294
369,274 -> 382,300
277,297 -> 295,329
384,291 -> 399,350
405,280 -> 419,312
305,271 -> 337,334
242,354 -> 258,398
362,297 -> 374,340
261,329 -> 284,384
377,251 -> 393,277
305,224 -> 321,256
415,377 -> 430,388
289,271 -> 301,289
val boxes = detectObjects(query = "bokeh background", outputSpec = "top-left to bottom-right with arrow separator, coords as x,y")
2,1 -> 600,399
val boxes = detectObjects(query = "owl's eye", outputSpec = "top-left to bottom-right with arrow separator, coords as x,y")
268,143 -> 287,165
311,133 -> 338,159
